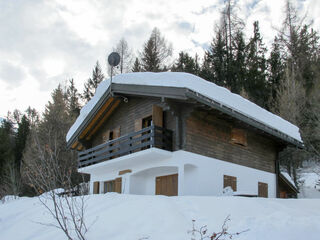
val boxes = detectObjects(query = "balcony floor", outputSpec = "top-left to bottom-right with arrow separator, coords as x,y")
78,147 -> 173,175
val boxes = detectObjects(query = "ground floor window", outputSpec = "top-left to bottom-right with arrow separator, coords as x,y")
258,182 -> 268,198
223,175 -> 237,191
103,178 -> 122,194
104,180 -> 115,193
93,181 -> 100,194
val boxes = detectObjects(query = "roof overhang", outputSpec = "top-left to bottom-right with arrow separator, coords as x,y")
279,173 -> 299,193
67,83 -> 303,149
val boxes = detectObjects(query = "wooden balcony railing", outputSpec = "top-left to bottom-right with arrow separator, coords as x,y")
78,125 -> 173,168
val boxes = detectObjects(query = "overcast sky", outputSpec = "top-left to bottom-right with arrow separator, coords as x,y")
0,0 -> 319,117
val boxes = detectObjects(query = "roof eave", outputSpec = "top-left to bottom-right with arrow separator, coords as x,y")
185,89 -> 304,148
279,173 -> 299,193
66,85 -> 112,149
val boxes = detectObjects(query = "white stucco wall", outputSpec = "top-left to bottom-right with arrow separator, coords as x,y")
83,148 -> 276,197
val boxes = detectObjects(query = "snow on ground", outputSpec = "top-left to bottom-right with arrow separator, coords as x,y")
298,170 -> 320,199
67,72 -> 302,143
1,194 -> 320,240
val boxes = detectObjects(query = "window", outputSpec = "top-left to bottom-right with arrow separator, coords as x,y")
142,115 -> 152,128
103,178 -> 122,194
102,130 -> 113,142
93,181 -> 100,194
223,175 -> 237,191
230,128 -> 247,146
109,131 -> 114,140
258,182 -> 268,198
104,180 -> 115,193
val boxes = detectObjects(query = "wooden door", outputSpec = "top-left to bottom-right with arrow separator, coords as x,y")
155,174 -> 178,196
115,177 -> 122,193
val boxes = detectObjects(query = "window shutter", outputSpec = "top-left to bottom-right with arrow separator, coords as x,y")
115,177 -> 122,193
93,181 -> 100,194
231,128 -> 247,146
102,130 -> 110,142
134,118 -> 142,132
223,175 -> 237,191
113,126 -> 121,139
258,182 -> 268,198
152,105 -> 163,127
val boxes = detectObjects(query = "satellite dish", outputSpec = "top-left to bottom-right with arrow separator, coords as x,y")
108,52 -> 120,67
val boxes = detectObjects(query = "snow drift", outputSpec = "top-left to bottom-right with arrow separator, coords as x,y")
1,194 -> 319,240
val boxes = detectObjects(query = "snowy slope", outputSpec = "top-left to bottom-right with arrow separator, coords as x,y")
1,194 -> 319,240
66,72 -> 302,143
299,171 -> 320,199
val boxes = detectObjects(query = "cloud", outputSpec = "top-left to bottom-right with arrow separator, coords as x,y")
0,0 -> 319,116
0,61 -> 26,87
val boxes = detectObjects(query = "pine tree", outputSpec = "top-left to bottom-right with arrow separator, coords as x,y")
0,120 -> 14,179
201,28 -> 226,85
140,27 -> 172,72
201,0 -> 245,93
171,52 -> 200,75
0,119 -> 16,196
232,30 -> 247,94
221,0 -> 244,92
23,85 -> 80,191
132,58 -> 142,72
66,79 -> 81,119
268,36 -> 284,108
274,0 -> 320,183
82,61 -> 104,103
245,21 -> 269,108
15,115 -> 30,172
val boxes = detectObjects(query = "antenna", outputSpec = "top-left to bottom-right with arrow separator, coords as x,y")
108,52 -> 120,83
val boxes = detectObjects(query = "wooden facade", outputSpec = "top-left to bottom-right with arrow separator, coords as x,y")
82,95 -> 281,174
185,110 -> 277,173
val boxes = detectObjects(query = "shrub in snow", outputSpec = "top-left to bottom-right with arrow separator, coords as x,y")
1,195 -> 19,204
188,216 -> 248,240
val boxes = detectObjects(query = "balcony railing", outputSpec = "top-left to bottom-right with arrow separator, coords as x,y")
78,125 -> 173,168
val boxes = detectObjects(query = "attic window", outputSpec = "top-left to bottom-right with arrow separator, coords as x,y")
230,128 -> 247,146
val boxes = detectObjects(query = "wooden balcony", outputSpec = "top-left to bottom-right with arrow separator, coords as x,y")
78,125 -> 173,168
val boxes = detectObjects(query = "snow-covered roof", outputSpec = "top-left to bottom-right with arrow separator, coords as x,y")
66,72 -> 302,145
280,172 -> 296,188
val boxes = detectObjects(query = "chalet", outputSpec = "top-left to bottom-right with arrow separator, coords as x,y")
66,72 -> 302,198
